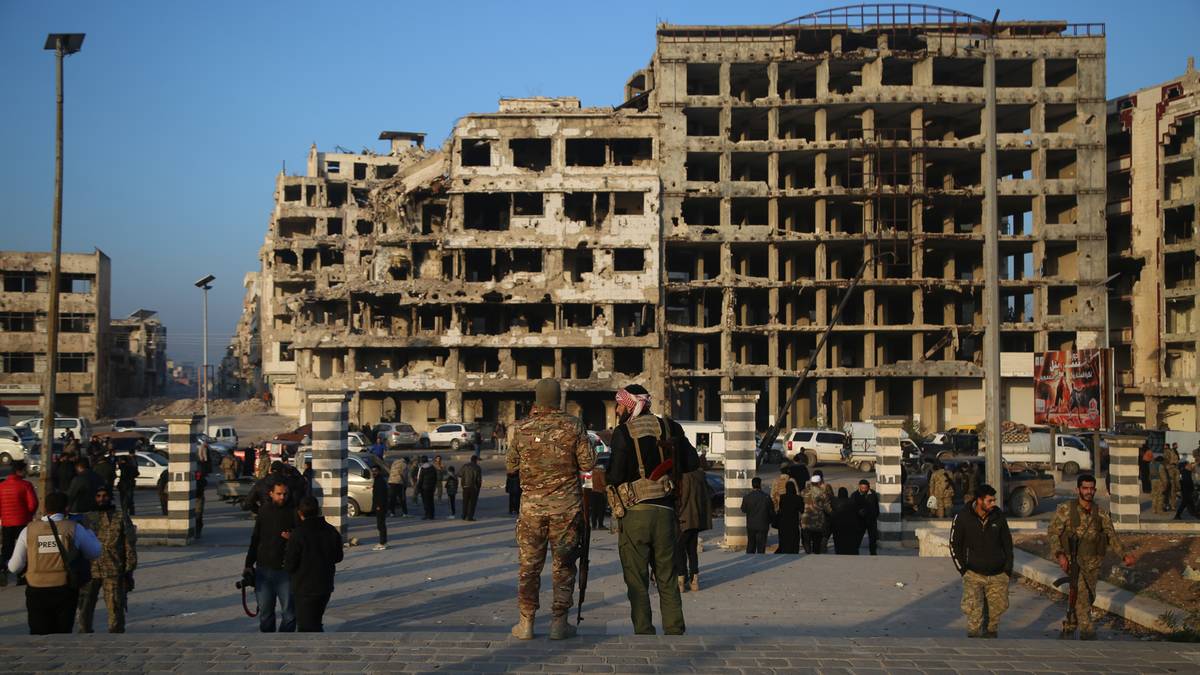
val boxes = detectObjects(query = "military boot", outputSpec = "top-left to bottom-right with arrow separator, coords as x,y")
689,574 -> 700,592
549,614 -> 577,640
511,613 -> 534,640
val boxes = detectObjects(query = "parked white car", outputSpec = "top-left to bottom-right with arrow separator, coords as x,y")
116,451 -> 169,488
783,428 -> 848,467
374,422 -> 420,448
424,423 -> 480,451
17,417 -> 92,444
208,425 -> 238,448
0,426 -> 35,465
149,432 -> 169,453
348,432 -> 371,452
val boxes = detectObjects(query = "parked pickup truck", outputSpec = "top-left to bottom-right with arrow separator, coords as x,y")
904,457 -> 1055,518
990,427 -> 1093,475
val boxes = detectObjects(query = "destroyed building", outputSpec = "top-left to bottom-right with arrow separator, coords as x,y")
237,6 -> 1115,432
0,249 -> 111,418
109,309 -> 168,399
1108,59 -> 1200,431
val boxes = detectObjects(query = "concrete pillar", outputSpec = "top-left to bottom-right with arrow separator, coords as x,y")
310,392 -> 350,540
1109,435 -> 1142,529
164,415 -> 200,545
874,415 -> 906,547
721,391 -> 759,550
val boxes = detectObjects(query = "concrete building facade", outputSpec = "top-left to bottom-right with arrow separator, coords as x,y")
236,7 -> 1112,433
0,249 -> 111,419
110,309 -> 168,399
1108,59 -> 1200,431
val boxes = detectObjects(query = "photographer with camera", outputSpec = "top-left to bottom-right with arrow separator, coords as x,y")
284,496 -> 343,632
243,480 -> 296,632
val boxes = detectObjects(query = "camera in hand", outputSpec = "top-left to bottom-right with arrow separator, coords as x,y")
236,570 -> 255,590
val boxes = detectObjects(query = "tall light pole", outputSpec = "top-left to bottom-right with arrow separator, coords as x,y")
196,275 -> 215,432
40,33 -> 84,512
981,11 -> 1003,497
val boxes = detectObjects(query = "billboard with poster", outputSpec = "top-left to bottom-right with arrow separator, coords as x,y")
1033,349 -> 1111,430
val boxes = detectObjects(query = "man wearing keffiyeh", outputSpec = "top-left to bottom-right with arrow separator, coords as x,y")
606,384 -> 700,635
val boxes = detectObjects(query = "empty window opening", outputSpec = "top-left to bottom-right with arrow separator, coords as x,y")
828,245 -> 864,279
613,248 -> 645,272
464,193 -> 511,230
828,60 -> 863,94
58,353 -> 89,373
998,150 -> 1034,180
1165,160 -> 1195,201
351,187 -> 369,207
778,62 -> 817,99
686,152 -> 720,182
880,335 -> 914,365
278,216 -> 315,238
731,198 -> 768,226
1002,290 -> 1035,323
932,57 -> 983,87
1044,59 -> 1078,87
510,138 -> 551,171
925,109 -> 981,140
682,197 -> 720,226
778,199 -> 816,233
996,59 -> 1034,87
730,152 -> 768,183
666,245 -> 719,282
562,349 -> 593,379
566,139 -> 606,167
732,334 -> 770,366
732,246 -> 769,279
0,312 -> 35,332
318,247 -> 344,268
686,63 -> 720,96
353,163 -> 367,180
1165,206 -> 1195,244
881,58 -> 914,86
62,275 -> 91,294
355,219 -> 373,235
1165,251 -> 1196,290
1045,195 -> 1077,225
327,182 -> 348,207
461,139 -> 492,167
283,184 -> 301,202
0,353 -> 35,373
422,204 -> 445,234
376,164 -> 397,179
326,217 -> 343,236
461,349 -> 500,374
829,202 -> 865,235
512,192 -> 544,216
508,249 -> 543,273
826,107 -> 866,141
685,108 -> 721,137
779,289 -> 817,326
325,160 -> 340,175
832,333 -> 864,367
1043,242 -> 1078,278
614,304 -> 653,337
416,305 -> 451,334
730,108 -> 769,142
1165,347 -> 1197,381
1047,286 -> 1078,316
561,304 -> 601,329
563,247 -> 594,282
1046,150 -> 1077,180
999,198 -> 1034,236
274,249 -> 298,270
778,107 -> 816,141
1045,104 -> 1078,134
614,348 -> 645,376
1166,297 -> 1196,334
1165,123 -> 1196,157
515,349 -> 553,379
59,313 -> 90,333
612,192 -> 644,216
925,150 -> 981,190
564,192 -> 608,226
730,63 -> 770,101
4,273 -> 37,293
996,104 -> 1033,134
610,139 -> 653,166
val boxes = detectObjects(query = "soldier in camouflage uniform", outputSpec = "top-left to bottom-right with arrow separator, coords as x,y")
950,484 -> 1012,638
800,475 -> 832,554
1048,474 -> 1136,640
928,463 -> 955,517
1150,455 -> 1169,513
77,486 -> 137,633
1163,443 -> 1182,511
506,378 -> 593,640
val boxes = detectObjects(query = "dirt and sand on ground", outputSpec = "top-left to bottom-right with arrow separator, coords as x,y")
107,396 -> 272,420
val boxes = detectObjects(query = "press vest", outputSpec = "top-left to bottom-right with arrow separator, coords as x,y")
24,518 -> 77,588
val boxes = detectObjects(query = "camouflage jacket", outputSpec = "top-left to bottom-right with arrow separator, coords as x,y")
929,469 -> 955,498
505,405 -> 593,516
800,483 -> 832,531
1164,446 -> 1181,467
85,507 -> 137,578
1048,499 -> 1125,561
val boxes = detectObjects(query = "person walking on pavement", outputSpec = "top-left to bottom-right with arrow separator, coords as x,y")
284,496 -> 343,632
1176,462 -> 1198,520
371,466 -> 388,550
460,455 -> 483,521
445,467 -> 459,518
156,469 -> 169,515
775,481 -> 802,554
417,456 -> 438,520
7,491 -> 101,634
950,484 -> 1013,638
588,462 -> 608,531
506,378 -> 593,640
800,474 -> 832,553
244,481 -> 297,632
76,486 -> 136,633
607,384 -> 700,636
387,456 -> 407,517
117,449 -> 139,516
675,461 -> 712,590
1049,474 -> 1136,640
852,479 -> 880,555
0,461 -> 38,587
741,477 -> 773,554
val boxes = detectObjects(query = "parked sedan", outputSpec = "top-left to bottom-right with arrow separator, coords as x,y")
149,432 -> 169,453
374,423 -> 421,448
423,423 -> 480,450
115,451 -> 169,488
301,451 -> 389,517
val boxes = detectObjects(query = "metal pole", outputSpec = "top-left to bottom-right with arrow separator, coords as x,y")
982,12 -> 1003,498
202,284 -> 209,432
39,39 -> 65,512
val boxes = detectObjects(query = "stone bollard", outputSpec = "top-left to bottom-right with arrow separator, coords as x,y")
164,415 -> 201,545
1109,435 -> 1142,530
720,391 -> 759,551
874,416 -> 906,547
309,392 -> 350,540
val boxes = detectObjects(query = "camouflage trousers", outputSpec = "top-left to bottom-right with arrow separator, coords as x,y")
1166,467 -> 1182,509
77,576 -> 127,633
1062,560 -> 1101,636
960,570 -> 1009,635
1151,480 -> 1168,512
515,509 -> 583,618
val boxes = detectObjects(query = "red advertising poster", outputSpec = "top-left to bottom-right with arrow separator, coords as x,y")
1033,349 -> 1109,430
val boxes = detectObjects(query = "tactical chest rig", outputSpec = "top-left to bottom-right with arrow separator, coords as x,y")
606,414 -> 676,519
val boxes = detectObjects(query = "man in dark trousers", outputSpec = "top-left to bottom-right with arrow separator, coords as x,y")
117,449 -> 138,516
607,383 -> 700,635
852,479 -> 880,555
243,481 -> 297,632
1176,462 -> 1198,520
460,455 -> 482,521
740,477 -> 773,554
284,496 -> 343,632
371,465 -> 388,550
506,471 -> 521,515
417,457 -> 438,520
950,484 -> 1013,638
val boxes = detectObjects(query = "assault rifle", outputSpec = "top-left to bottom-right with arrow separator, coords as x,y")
577,485 -> 592,626
1052,535 -> 1081,630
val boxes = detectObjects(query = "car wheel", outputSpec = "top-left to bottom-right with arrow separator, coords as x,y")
347,499 -> 361,518
804,451 -> 818,468
1009,488 -> 1036,518
0,452 -> 11,466
859,461 -> 874,473
450,439 -> 461,451
937,451 -> 952,462
1062,461 -> 1080,477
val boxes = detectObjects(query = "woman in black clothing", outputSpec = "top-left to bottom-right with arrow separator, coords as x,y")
774,481 -> 803,554
831,487 -> 864,555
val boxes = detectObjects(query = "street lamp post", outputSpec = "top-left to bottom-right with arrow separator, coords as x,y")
981,11 -> 1003,498
40,33 -> 84,513
195,275 -> 215,433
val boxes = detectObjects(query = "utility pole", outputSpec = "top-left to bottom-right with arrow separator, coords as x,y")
196,275 -> 215,433
981,11 -> 1003,498
40,33 -> 84,512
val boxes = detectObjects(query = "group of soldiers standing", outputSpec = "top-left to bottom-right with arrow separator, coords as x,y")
1147,442 -> 1199,517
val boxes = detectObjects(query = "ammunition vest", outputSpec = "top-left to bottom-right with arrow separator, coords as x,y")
1063,500 -> 1107,559
24,518 -> 77,588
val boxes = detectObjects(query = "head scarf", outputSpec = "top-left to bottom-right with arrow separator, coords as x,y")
615,387 -> 651,419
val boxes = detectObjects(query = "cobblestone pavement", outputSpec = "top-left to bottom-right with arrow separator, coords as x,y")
0,634 -> 1196,673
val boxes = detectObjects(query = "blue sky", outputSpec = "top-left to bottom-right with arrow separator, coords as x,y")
1,0 -> 1197,367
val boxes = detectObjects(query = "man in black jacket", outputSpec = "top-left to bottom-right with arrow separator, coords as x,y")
740,477 -> 773,554
284,496 -> 343,632
416,458 -> 438,520
370,465 -> 388,551
243,481 -> 296,632
852,479 -> 880,555
949,484 -> 1013,638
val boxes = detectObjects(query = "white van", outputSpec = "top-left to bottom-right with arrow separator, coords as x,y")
678,421 -> 727,466
17,417 -> 92,445
208,425 -> 239,448
783,428 -> 847,467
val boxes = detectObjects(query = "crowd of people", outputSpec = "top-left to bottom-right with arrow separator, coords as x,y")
740,464 -> 880,555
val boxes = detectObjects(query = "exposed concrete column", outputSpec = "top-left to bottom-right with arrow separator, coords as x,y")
310,392 -> 350,540
1109,435 -> 1142,530
720,391 -> 759,550
874,415 -> 905,547
164,415 -> 200,545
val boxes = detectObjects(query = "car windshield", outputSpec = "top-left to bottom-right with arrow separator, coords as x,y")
793,432 -> 813,442
398,424 -> 414,432
15,428 -> 34,442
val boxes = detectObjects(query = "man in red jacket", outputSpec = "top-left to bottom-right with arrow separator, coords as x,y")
0,461 -> 39,586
